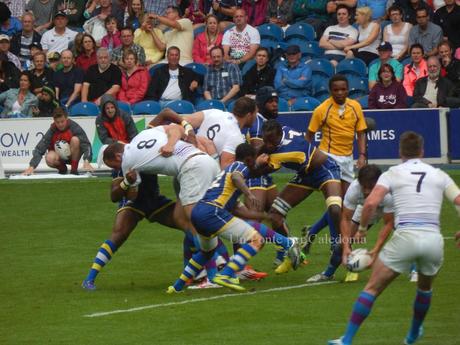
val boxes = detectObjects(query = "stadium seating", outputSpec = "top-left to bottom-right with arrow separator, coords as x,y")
196,99 -> 226,111
164,100 -> 195,114
314,85 -> 330,103
241,60 -> 256,76
117,101 -> 132,115
284,23 -> 315,41
69,102 -> 99,116
260,39 -> 279,51
400,56 -> 412,67
308,58 -> 335,78
348,76 -> 369,99
193,25 -> 205,38
303,41 -> 324,60
257,23 -> 284,42
357,95 -> 368,109
278,97 -> 290,112
149,63 -> 166,77
291,96 -> 321,111
336,58 -> 367,78
185,62 -> 207,77
312,74 -> 329,92
226,100 -> 235,112
132,100 -> 162,115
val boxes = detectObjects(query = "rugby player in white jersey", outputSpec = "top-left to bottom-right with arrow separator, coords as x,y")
149,96 -> 257,169
329,131 -> 460,345
340,164 -> 394,283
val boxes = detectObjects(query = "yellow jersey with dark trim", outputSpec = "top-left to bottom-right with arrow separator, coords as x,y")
308,97 -> 367,156
268,126 -> 316,172
201,161 -> 250,210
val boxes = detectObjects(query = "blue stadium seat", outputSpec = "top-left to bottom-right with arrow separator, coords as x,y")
149,63 -> 166,77
291,96 -> 321,111
196,99 -> 226,111
193,25 -> 205,38
336,58 -> 367,77
303,41 -> 324,60
314,85 -> 330,102
357,95 -> 368,109
132,100 -> 162,115
185,62 -> 207,77
400,56 -> 412,67
257,23 -> 284,42
284,23 -> 315,41
260,39 -> 279,51
241,60 -> 256,76
226,100 -> 236,112
312,74 -> 329,93
69,102 -> 99,116
308,58 -> 335,78
278,97 -> 290,112
164,100 -> 195,114
348,76 -> 369,99
117,101 -> 132,115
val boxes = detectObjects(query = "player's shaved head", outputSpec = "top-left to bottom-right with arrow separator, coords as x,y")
399,131 -> 424,159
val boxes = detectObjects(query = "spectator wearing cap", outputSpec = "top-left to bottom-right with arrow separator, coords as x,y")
10,12 -> 42,70
40,11 -> 78,53
0,34 -> 21,70
32,85 -> 59,116
203,45 -> 241,104
240,47 -> 275,97
54,49 -> 84,108
433,0 -> 460,51
368,42 -> 403,89
47,51 -> 61,71
0,52 -> 20,93
402,43 -> 427,96
222,9 -> 260,66
256,86 -> 279,120
28,51 -> 54,94
0,2 -> 22,37
320,5 -> 358,67
81,47 -> 122,105
274,44 -> 312,104
408,7 -> 443,58
150,6 -> 194,65
25,0 -> 55,34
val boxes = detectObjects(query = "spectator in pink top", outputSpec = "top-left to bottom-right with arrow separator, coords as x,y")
192,14 -> 223,65
101,16 -> 122,53
117,49 -> 149,104
403,43 -> 428,96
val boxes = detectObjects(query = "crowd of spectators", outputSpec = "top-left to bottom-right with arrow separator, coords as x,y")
0,0 -> 460,117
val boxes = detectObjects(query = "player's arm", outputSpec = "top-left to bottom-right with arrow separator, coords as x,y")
233,202 -> 266,222
231,171 -> 261,211
160,124 -> 185,157
149,108 -> 204,129
359,185 -> 388,233
368,212 -> 394,264
340,206 -> 355,265
356,130 -> 367,168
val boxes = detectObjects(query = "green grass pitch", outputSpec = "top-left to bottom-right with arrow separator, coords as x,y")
1,172 -> 459,345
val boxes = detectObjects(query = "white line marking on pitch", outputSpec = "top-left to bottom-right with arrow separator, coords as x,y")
83,281 -> 338,318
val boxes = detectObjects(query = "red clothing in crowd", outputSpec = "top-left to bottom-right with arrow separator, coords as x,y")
75,51 -> 97,72
192,32 -> 223,65
117,67 -> 150,104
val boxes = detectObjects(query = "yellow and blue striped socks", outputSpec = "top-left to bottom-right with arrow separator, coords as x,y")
219,244 -> 258,277
85,240 -> 117,282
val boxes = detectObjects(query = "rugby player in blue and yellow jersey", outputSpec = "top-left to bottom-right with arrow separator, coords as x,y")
259,120 -> 344,276
167,143 -> 301,293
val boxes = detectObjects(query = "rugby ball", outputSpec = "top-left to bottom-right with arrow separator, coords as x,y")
54,140 -> 71,160
346,248 -> 372,272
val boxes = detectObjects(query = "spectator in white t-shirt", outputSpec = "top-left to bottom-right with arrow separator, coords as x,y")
222,8 -> 260,66
320,4 -> 358,67
40,11 -> 77,53
150,6 -> 194,65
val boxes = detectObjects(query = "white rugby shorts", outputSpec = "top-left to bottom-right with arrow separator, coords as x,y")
325,152 -> 354,183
